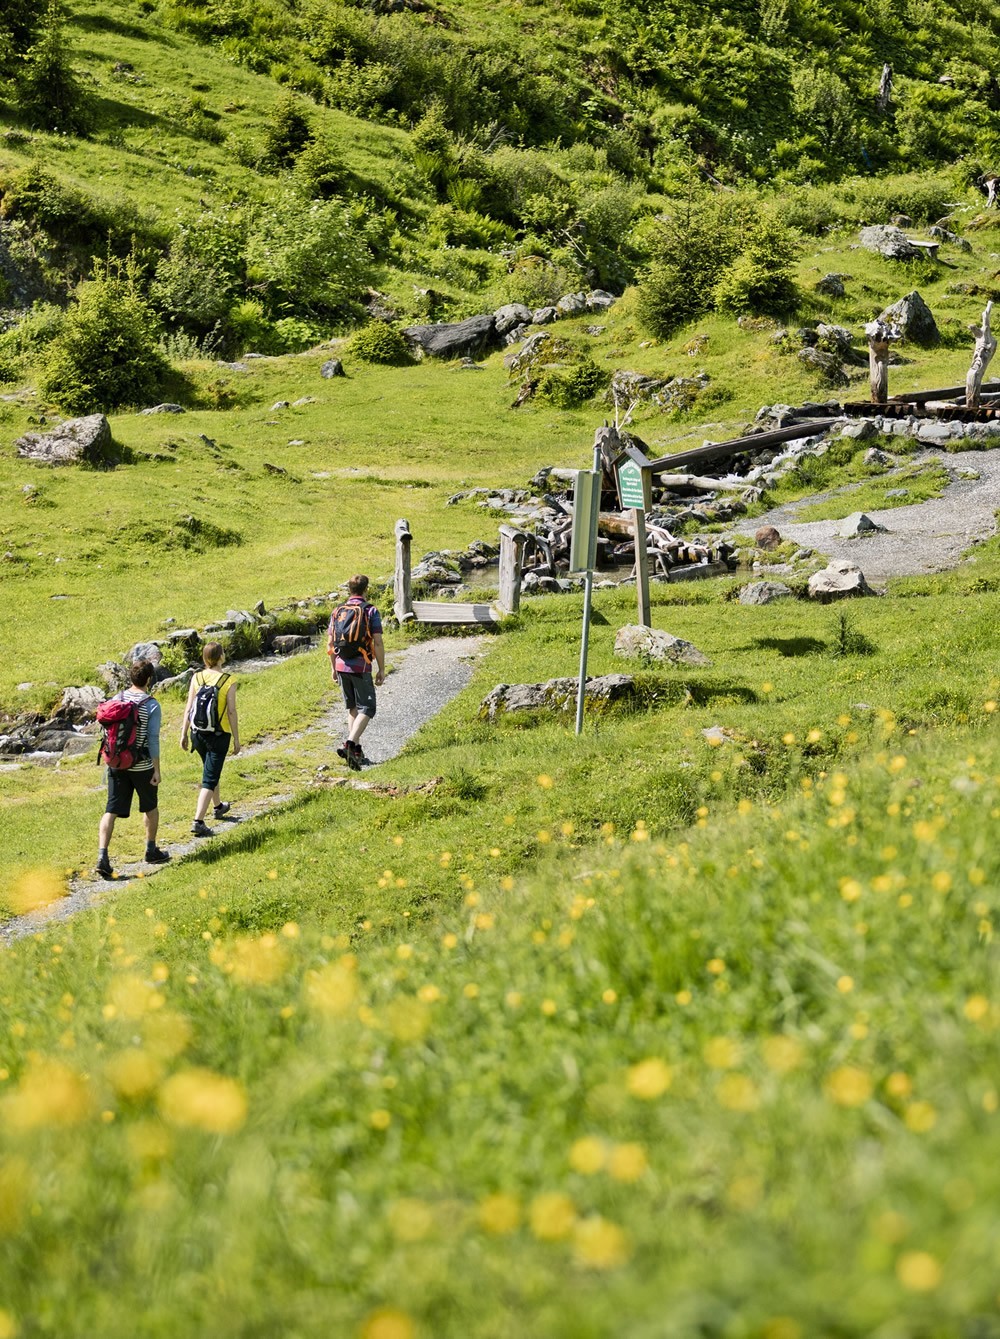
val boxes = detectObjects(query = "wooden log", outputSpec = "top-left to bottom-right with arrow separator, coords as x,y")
394,518 -> 415,623
645,420 -> 840,474
966,301 -> 997,408
888,380 -> 1000,404
864,319 -> 901,404
497,525 -> 527,615
656,473 -> 761,492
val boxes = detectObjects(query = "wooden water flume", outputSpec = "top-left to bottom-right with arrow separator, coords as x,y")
394,519 -> 525,626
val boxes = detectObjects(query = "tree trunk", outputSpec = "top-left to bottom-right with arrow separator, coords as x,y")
865,320 -> 900,404
966,302 -> 997,407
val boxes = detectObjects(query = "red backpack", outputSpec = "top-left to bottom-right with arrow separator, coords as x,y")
96,696 -> 143,770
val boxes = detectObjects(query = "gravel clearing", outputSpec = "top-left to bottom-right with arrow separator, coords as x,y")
738,449 -> 1000,584
1,634 -> 489,945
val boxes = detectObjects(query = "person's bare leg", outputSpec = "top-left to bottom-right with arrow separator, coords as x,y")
194,789 -> 215,822
99,812 -> 116,850
143,807 -> 159,845
348,712 -> 371,744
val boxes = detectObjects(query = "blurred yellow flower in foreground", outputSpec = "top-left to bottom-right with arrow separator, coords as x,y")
105,1049 -> 164,1100
158,1068 -> 246,1135
530,1191 -> 576,1241
608,1142 -> 648,1183
225,934 -> 290,986
478,1192 -> 521,1235
360,1308 -> 415,1339
0,1310 -> 17,1339
716,1074 -> 760,1112
761,1320 -> 802,1339
8,868 -> 65,915
704,1037 -> 741,1070
896,1250 -> 942,1292
825,1066 -> 872,1108
626,1058 -> 672,1100
306,959 -> 359,1017
568,1136 -> 606,1175
387,1198 -> 434,1242
904,1101 -> 937,1133
572,1215 -> 631,1269
964,994 -> 990,1022
106,974 -> 161,1021
2,1059 -> 93,1131
0,1157 -> 32,1236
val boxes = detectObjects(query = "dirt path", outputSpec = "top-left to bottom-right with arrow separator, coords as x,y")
0,635 -> 489,946
738,449 -> 1000,584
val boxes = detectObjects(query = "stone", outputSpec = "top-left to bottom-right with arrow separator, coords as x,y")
403,314 -> 500,361
271,401 -> 290,410
884,488 -> 909,498
273,634 -> 314,655
254,600 -> 267,617
59,685 -> 104,722
493,303 -> 532,335
15,414 -> 117,467
816,323 -> 855,356
916,420 -> 959,444
841,420 -> 879,441
479,674 -> 638,722
702,725 -> 730,746
158,668 -> 194,692
225,609 -> 257,626
839,511 -> 887,537
124,642 -> 163,667
532,307 -> 557,325
321,358 -> 345,378
586,289 -> 616,311
33,729 -> 79,753
863,447 -> 892,467
140,403 -> 185,415
555,292 -> 588,316
61,734 -> 95,757
755,526 -> 782,550
808,559 -> 874,602
97,661 -> 129,691
815,273 -> 846,298
859,225 -> 923,260
928,225 -> 972,252
166,627 -> 199,646
738,581 -> 793,605
613,625 -> 711,665
292,397 -> 316,407
797,346 -> 849,384
878,290 -> 939,346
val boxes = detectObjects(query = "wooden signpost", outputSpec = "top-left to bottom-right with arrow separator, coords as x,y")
569,460 -> 602,736
616,445 -> 653,629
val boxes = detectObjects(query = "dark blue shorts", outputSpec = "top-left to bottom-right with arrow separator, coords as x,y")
192,729 -> 231,790
338,671 -> 377,718
106,768 -> 159,817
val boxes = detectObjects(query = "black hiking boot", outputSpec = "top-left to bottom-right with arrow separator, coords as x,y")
191,820 -> 214,838
146,846 -> 171,865
336,740 -> 351,764
95,856 -> 114,880
347,742 -> 363,772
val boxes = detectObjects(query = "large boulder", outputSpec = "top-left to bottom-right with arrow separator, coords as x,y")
493,303 -> 532,336
859,225 -> 923,260
755,526 -> 782,550
808,559 -> 874,602
738,581 -> 793,605
480,674 -> 638,722
124,642 -> 163,667
15,414 -> 117,467
273,634 -> 314,655
877,291 -> 939,346
403,314 -> 500,361
613,625 -> 711,666
320,358 -> 345,378
59,685 -> 104,723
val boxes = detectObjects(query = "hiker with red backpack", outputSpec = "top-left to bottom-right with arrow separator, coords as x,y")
95,659 -> 169,879
180,641 -> 240,837
327,574 -> 384,771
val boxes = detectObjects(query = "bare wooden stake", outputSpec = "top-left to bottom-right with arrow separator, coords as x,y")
877,63 -> 893,113
864,320 -> 901,404
497,525 -> 527,615
394,518 -> 415,623
966,301 -> 997,408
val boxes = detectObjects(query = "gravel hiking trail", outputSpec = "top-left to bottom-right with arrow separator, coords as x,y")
1,635 -> 489,946
738,448 -> 1000,584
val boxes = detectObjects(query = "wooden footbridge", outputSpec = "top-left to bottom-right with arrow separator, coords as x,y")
394,519 -> 526,627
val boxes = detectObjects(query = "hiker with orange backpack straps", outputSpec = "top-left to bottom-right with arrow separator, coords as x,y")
327,574 -> 385,771
95,659 -> 169,879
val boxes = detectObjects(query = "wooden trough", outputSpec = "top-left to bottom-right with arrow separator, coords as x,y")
394,519 -> 526,627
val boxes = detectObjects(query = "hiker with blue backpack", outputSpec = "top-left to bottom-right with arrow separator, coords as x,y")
327,574 -> 385,771
180,641 -> 241,837
95,659 -> 170,878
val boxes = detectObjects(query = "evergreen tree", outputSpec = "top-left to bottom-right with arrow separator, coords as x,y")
17,5 -> 89,134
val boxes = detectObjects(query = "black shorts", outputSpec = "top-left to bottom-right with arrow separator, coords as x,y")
106,767 -> 159,817
192,729 -> 231,790
338,670 -> 377,718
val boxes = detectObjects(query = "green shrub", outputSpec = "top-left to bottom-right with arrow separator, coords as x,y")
293,138 -> 346,200
348,320 -> 411,365
12,6 -> 90,135
536,357 -> 608,408
41,255 -> 169,413
245,190 -> 372,318
261,92 -> 314,170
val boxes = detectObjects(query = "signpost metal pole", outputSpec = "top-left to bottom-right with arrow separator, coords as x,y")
617,455 -> 653,629
575,443 -> 602,736
632,507 -> 651,627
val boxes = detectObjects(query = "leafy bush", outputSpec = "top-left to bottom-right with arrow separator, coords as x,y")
293,138 -> 346,200
41,255 -> 169,412
536,357 -> 608,408
348,320 -> 411,365
15,10 -> 90,135
245,191 -> 372,318
261,92 -> 314,170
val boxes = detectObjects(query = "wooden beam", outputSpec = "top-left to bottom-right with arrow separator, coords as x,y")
646,420 -> 840,474
411,601 -> 499,626
889,380 -> 1000,405
394,519 -> 415,624
497,525 -> 527,616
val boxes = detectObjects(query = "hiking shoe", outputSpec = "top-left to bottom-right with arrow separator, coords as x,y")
213,802 -> 231,819
95,857 -> 114,880
336,740 -> 351,763
146,846 -> 171,864
347,742 -> 363,772
191,820 -> 214,838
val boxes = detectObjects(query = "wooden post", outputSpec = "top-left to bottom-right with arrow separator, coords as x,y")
966,301 -> 996,407
632,510 -> 651,627
394,518 -> 415,623
497,525 -> 526,615
876,63 -> 893,113
864,320 -> 900,404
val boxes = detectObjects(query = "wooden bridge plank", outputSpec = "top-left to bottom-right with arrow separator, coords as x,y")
411,601 -> 500,626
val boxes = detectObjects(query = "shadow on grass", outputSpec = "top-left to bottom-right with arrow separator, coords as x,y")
751,636 -> 828,657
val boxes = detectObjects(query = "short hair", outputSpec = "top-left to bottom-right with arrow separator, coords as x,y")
131,659 -> 155,688
203,641 -> 225,667
348,573 -> 370,596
